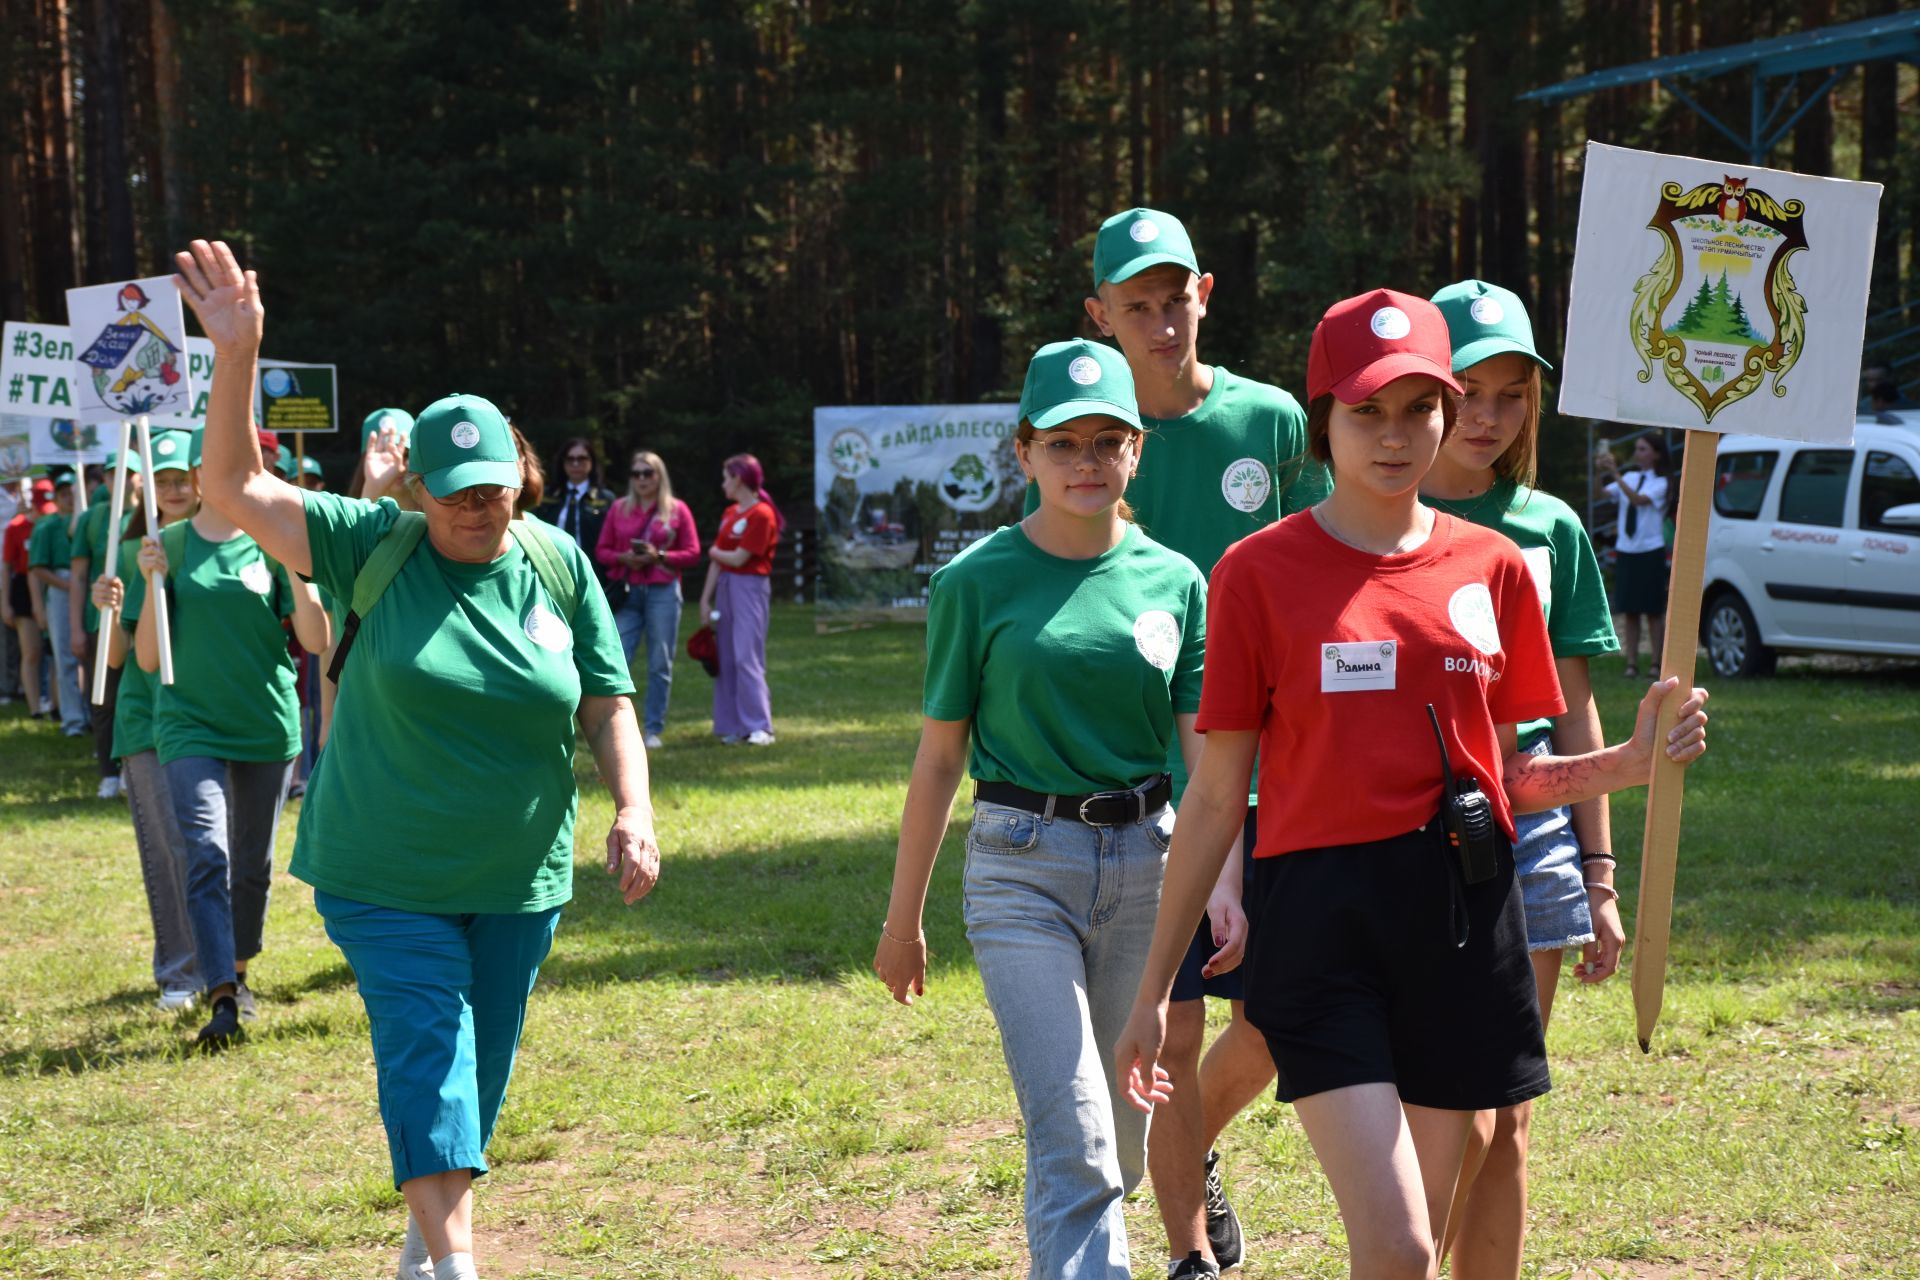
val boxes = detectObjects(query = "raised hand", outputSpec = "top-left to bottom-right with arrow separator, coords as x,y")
173,239 -> 263,353
362,424 -> 408,498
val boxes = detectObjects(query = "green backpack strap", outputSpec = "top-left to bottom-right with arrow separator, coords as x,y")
325,511 -> 428,682
159,520 -> 189,581
508,518 -> 578,621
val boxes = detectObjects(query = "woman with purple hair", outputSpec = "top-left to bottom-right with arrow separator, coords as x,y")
699,453 -> 782,745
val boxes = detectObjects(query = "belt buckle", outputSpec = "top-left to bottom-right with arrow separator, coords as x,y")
1079,789 -> 1143,826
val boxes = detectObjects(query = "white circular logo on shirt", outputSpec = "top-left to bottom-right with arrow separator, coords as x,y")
731,517 -> 748,536
449,421 -> 481,449
1448,582 -> 1502,655
1469,296 -> 1505,326
155,437 -> 177,457
1370,306 -> 1411,340
1129,219 -> 1160,243
1221,458 -> 1272,513
1067,356 -> 1102,386
1133,611 -> 1181,671
524,603 -> 571,652
238,560 -> 273,596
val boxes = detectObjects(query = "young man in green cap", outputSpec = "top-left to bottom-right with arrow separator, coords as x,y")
1084,206 -> 1327,1277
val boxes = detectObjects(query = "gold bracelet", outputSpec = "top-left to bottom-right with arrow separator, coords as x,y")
881,921 -> 924,946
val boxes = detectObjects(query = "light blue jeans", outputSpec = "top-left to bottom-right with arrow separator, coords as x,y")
962,799 -> 1172,1279
43,585 -> 87,731
123,750 -> 199,993
613,581 -> 681,737
166,756 -> 293,993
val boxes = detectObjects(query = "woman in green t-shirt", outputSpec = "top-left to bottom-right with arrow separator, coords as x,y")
1421,280 -> 1624,1280
874,339 -> 1206,1278
173,238 -> 661,1280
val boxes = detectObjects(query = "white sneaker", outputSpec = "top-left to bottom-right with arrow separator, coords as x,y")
746,730 -> 776,746
157,988 -> 197,1011
96,775 -> 121,799
642,733 -> 664,750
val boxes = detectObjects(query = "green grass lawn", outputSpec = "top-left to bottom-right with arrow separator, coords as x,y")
2,607 -> 1917,1279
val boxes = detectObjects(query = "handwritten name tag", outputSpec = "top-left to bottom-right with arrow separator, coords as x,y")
1321,639 -> 1397,693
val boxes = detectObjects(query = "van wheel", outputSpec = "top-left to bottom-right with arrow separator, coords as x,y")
1704,591 -> 1776,678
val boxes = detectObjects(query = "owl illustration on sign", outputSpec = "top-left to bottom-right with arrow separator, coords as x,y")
1717,176 -> 1747,223
75,283 -> 185,416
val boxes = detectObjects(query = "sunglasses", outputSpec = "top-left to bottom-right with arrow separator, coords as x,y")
1029,430 -> 1136,467
632,467 -> 657,479
425,483 -> 514,508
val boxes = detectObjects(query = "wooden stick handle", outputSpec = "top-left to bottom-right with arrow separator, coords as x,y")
135,418 -> 175,686
1631,430 -> 1719,1052
90,420 -> 134,704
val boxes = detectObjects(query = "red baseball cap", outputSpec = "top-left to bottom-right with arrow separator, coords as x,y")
1306,289 -> 1463,404
256,428 -> 280,455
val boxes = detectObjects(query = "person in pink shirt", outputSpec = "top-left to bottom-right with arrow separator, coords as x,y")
595,449 -> 701,748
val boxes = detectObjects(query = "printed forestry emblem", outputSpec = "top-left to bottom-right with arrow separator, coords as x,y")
75,284 -> 187,417
1629,174 -> 1807,423
1221,457 -> 1271,513
939,451 -> 998,512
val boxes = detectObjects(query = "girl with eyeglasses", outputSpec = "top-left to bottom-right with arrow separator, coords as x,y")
595,450 -> 700,748
172,238 -> 660,1280
875,339 -> 1206,1277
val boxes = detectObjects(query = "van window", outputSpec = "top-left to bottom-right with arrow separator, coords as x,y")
1777,449 -> 1853,528
1860,451 -> 1920,535
1713,451 -> 1777,520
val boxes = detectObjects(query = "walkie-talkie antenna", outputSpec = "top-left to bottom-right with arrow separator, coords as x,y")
1426,703 -> 1455,795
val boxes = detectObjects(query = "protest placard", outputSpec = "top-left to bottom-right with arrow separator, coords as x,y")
2,320 -> 217,439
65,277 -> 197,427
257,361 -> 340,435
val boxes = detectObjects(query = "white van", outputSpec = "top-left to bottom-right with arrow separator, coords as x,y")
1701,414 -> 1920,676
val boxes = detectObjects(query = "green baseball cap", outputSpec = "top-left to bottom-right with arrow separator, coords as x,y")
1092,207 -> 1200,290
272,444 -> 296,477
300,455 -> 323,479
409,394 -> 522,498
102,449 -> 145,474
363,407 -> 414,447
1431,279 -> 1552,374
1019,340 -> 1141,432
147,431 -> 194,473
53,470 -> 75,488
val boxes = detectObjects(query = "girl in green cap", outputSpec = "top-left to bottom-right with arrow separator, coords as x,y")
1422,280 -> 1623,1280
874,338 -> 1206,1278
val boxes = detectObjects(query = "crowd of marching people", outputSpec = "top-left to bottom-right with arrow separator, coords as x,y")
0,215 -> 1714,1280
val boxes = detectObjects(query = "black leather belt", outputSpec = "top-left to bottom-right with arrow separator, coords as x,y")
974,774 -> 1171,826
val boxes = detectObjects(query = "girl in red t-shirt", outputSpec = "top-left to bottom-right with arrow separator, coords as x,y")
1114,290 -> 1709,1280
700,453 -> 782,744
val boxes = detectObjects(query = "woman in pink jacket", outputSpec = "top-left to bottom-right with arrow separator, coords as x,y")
595,449 -> 701,748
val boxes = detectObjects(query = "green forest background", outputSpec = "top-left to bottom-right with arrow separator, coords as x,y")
3,0 -> 1916,532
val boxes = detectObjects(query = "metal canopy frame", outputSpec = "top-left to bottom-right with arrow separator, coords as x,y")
1519,11 -> 1920,164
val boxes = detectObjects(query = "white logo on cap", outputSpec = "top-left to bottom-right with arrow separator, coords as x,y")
1448,582 -> 1502,655
382,414 -> 405,433
155,438 -> 176,457
1133,610 -> 1181,671
1469,296 -> 1505,326
1067,356 -> 1102,386
449,421 -> 481,449
1129,219 -> 1160,243
239,560 -> 274,596
524,603 -> 571,653
1370,307 -> 1411,340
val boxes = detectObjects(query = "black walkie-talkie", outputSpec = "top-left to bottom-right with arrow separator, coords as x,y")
1426,704 -> 1498,886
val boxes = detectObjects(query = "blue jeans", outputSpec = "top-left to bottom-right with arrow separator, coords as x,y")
316,891 -> 561,1187
165,755 -> 293,993
613,581 -> 681,736
962,800 -> 1172,1279
43,585 -> 87,731
124,750 -> 199,992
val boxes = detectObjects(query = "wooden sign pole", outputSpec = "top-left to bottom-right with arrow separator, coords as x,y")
295,432 -> 304,484
135,417 -> 175,686
90,418 -> 134,703
1631,428 -> 1720,1051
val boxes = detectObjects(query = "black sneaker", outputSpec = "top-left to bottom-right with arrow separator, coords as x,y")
1168,1251 -> 1220,1280
1204,1148 -> 1244,1270
196,996 -> 242,1049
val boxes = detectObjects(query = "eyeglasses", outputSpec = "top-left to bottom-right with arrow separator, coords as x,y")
632,467 -> 657,479
425,483 -> 514,508
1029,431 -> 1136,466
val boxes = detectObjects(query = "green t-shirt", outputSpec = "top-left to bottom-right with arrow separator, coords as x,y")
923,522 -> 1205,795
73,503 -> 135,632
112,540 -> 157,759
27,513 -> 72,573
1426,479 -> 1620,744
292,494 -> 635,915
123,520 -> 301,765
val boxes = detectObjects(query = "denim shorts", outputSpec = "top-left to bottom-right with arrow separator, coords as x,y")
1514,738 -> 1595,953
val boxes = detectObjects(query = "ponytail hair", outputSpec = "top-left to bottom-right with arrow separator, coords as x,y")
725,452 -> 785,536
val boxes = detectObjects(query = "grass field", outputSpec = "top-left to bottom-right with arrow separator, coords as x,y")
2,605 -> 1917,1279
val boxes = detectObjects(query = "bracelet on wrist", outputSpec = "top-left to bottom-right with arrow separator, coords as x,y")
1584,881 -> 1620,902
1579,850 -> 1617,865
880,921 -> 923,946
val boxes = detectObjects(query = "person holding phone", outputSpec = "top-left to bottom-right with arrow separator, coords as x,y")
595,449 -> 701,747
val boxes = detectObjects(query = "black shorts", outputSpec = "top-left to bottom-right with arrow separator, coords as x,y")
7,572 -> 30,619
1243,819 -> 1549,1112
1170,806 -> 1260,1003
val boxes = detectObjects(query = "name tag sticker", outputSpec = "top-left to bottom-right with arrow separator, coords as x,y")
1322,640 -> 1398,693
